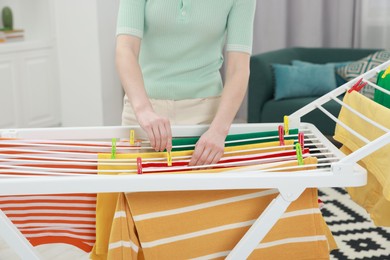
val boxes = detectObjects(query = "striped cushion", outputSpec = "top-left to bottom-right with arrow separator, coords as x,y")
336,50 -> 390,99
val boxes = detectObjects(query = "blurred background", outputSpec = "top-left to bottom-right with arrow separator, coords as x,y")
0,0 -> 389,128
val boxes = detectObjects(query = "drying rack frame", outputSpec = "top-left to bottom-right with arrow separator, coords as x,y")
0,60 -> 389,260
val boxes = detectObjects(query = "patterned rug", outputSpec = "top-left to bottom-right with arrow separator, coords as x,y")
319,188 -> 390,260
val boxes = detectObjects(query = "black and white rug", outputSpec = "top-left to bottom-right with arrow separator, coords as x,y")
319,188 -> 390,260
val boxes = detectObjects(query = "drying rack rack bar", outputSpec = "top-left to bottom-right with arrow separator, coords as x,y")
1,60 -> 390,259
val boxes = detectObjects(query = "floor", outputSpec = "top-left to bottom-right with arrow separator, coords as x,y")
0,241 -> 88,260
1,188 -> 389,260
321,188 -> 390,260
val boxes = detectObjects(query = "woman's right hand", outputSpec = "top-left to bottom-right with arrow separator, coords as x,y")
136,109 -> 172,152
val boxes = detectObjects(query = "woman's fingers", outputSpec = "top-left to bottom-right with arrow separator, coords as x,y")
189,129 -> 225,167
141,115 -> 171,152
151,124 -> 161,151
164,119 -> 173,152
154,117 -> 171,152
189,142 -> 207,166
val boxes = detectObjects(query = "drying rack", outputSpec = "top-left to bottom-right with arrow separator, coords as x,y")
0,60 -> 389,260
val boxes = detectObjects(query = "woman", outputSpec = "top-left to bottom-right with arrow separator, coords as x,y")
116,0 -> 256,165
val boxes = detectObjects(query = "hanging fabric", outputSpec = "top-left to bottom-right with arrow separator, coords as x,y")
334,91 -> 390,227
374,69 -> 390,108
97,157 -> 336,260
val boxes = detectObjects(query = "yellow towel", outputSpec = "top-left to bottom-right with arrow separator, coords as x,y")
334,91 -> 390,226
102,157 -> 336,260
90,140 -> 297,258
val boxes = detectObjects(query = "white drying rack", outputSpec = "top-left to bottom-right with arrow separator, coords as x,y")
0,60 -> 389,260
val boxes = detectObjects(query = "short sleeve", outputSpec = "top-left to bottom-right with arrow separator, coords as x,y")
116,0 -> 146,38
226,0 -> 256,54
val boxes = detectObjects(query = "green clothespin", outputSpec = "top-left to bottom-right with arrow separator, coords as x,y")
111,138 -> 117,159
295,143 -> 303,166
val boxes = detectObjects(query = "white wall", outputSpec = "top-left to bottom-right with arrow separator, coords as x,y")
54,0 -> 122,127
96,0 -> 123,126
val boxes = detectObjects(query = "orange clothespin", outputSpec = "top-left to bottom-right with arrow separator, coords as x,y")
382,66 -> 390,79
278,125 -> 285,146
348,78 -> 367,93
298,132 -> 304,149
137,157 -> 143,174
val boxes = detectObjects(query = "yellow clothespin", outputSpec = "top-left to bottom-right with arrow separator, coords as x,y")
382,66 -> 390,79
283,116 -> 289,135
167,151 -> 172,167
130,130 -> 135,146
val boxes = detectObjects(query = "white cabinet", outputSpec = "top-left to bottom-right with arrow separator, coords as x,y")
0,0 -> 123,128
0,47 -> 60,128
0,54 -> 18,128
0,0 -> 61,129
19,49 -> 60,127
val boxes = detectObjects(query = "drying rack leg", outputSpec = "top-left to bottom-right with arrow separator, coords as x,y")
0,210 -> 41,260
226,194 -> 292,260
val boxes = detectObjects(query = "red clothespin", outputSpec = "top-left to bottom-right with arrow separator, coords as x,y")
348,78 -> 367,93
298,132 -> 304,148
278,125 -> 285,146
318,198 -> 324,209
137,157 -> 143,174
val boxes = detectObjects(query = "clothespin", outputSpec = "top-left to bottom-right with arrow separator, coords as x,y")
278,125 -> 285,146
130,130 -> 135,146
111,138 -> 117,159
298,132 -> 304,148
382,66 -> 390,79
137,157 -> 143,174
318,198 -> 324,209
167,151 -> 172,167
348,78 -> 367,93
283,116 -> 289,135
295,143 -> 304,166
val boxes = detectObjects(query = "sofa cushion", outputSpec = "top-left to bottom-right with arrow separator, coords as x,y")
292,60 -> 351,86
273,63 -> 337,100
261,97 -> 342,136
336,50 -> 390,99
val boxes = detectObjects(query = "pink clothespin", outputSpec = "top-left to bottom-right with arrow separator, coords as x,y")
348,78 -> 367,93
137,157 -> 143,174
298,132 -> 304,148
278,125 -> 285,146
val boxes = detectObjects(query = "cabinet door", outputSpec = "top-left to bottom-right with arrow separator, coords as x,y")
0,56 -> 19,129
19,49 -> 60,128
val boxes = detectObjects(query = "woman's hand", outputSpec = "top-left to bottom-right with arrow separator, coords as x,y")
137,109 -> 172,152
189,128 -> 226,166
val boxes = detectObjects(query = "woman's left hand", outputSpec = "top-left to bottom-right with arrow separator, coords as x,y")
189,129 -> 226,166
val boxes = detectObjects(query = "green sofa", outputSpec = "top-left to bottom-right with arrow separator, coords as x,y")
247,47 -> 379,136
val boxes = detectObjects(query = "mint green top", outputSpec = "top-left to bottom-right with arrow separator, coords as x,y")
117,0 -> 256,100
